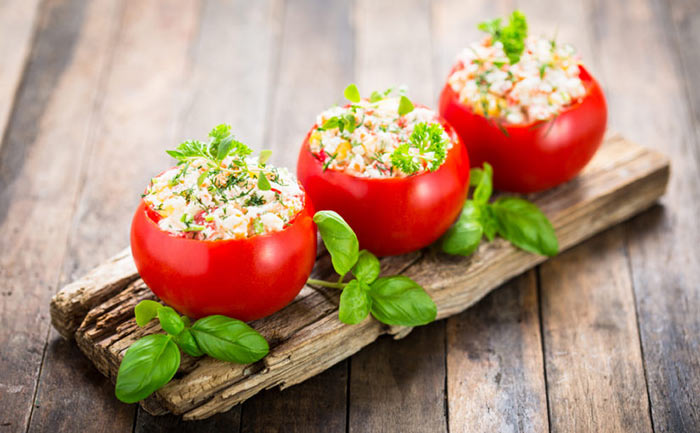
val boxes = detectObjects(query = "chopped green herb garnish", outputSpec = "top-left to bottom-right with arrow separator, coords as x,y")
478,10 -> 528,64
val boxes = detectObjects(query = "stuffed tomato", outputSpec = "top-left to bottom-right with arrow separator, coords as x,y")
439,15 -> 607,193
297,95 -> 470,257
131,126 -> 316,321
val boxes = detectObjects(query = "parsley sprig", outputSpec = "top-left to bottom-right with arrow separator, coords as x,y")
308,211 -> 437,326
167,124 -> 252,167
441,163 -> 559,256
478,10 -> 528,64
390,122 -> 449,174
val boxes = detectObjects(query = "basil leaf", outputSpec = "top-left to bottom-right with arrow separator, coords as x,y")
491,197 -> 559,256
313,210 -> 359,276
339,280 -> 371,325
157,306 -> 185,336
190,315 -> 269,364
368,276 -> 437,326
258,149 -> 272,165
344,83 -> 361,103
398,95 -> 414,116
115,334 -> 180,404
257,173 -> 271,191
134,300 -> 162,327
441,201 -> 484,256
480,203 -> 498,241
216,136 -> 235,162
472,162 -> 493,204
351,250 -> 380,284
174,328 -> 204,357
369,90 -> 383,103
322,117 -> 340,130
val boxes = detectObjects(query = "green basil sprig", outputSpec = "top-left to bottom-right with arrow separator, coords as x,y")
441,162 -> 558,257
115,303 -> 269,404
310,211 -> 437,326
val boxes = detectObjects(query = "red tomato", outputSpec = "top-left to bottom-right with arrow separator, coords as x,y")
297,117 -> 470,257
130,193 -> 317,321
439,65 -> 607,193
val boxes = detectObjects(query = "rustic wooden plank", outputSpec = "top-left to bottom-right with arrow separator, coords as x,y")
0,0 -> 123,431
28,1 -> 202,431
0,0 -> 42,150
591,0 -> 700,430
446,272 -> 547,433
49,134 -> 669,420
238,0 -> 354,430
348,2 -> 448,432
516,1 -> 655,431
349,323 -> 446,433
540,230 -> 653,433
431,2 -> 546,431
240,363 -> 348,433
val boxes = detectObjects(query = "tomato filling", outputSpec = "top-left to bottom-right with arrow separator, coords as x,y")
308,97 -> 453,178
447,34 -> 587,125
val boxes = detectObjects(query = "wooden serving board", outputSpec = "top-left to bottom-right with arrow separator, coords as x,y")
49,134 -> 669,420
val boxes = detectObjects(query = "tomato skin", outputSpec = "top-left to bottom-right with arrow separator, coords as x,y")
297,118 -> 470,257
130,195 -> 317,321
439,65 -> 607,193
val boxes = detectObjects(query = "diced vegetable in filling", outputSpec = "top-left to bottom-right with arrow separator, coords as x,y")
448,34 -> 587,125
309,96 -> 453,178
142,125 -> 304,241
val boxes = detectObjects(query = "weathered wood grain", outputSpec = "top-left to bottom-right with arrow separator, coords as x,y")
431,2 -> 547,430
517,1 -> 655,431
0,0 -> 41,150
237,0 -> 355,430
540,230 -> 653,433
591,0 -> 700,431
348,2 -> 448,432
0,0 -> 122,431
29,1 -> 202,431
446,272 -> 547,433
49,135 -> 669,420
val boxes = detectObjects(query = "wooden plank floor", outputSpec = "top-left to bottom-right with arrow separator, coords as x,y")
0,0 -> 697,432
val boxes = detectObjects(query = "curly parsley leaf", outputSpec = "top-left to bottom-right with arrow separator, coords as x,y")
390,122 -> 448,175
478,10 -> 528,64
167,124 -> 252,166
390,143 -> 422,174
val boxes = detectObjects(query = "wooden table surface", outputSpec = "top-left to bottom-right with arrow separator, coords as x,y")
1,0 -> 698,432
